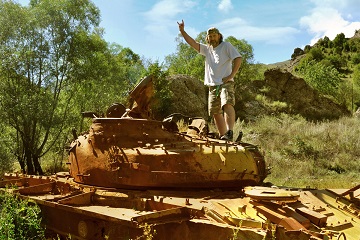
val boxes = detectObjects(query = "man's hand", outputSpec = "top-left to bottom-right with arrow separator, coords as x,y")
223,57 -> 242,83
222,75 -> 232,83
177,20 -> 200,52
177,20 -> 184,32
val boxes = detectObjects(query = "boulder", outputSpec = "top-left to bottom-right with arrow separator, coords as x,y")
167,74 -> 208,120
263,68 -> 351,120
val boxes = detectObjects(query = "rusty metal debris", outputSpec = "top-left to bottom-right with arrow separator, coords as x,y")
1,174 -> 359,239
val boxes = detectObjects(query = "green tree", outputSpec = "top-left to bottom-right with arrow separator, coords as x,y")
70,43 -> 146,126
333,33 -> 346,49
0,0 -> 104,174
323,36 -> 330,48
348,37 -> 360,52
304,45 -> 311,53
351,53 -> 360,65
296,60 -> 341,98
165,33 -> 206,80
0,123 -> 15,175
353,64 -> 360,87
224,36 -> 264,83
143,62 -> 171,119
325,54 -> 346,71
291,47 -> 304,59
308,47 -> 324,61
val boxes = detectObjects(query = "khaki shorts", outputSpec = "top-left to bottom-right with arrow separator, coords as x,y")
208,81 -> 235,116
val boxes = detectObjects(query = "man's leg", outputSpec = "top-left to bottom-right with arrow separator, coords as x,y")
223,104 -> 235,131
208,87 -> 227,137
219,82 -> 236,141
213,113 -> 227,136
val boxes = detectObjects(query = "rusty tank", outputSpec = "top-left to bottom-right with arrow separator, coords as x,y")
67,75 -> 267,190
1,75 -> 360,240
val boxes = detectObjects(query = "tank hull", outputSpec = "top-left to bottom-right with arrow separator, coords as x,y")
1,174 -> 359,240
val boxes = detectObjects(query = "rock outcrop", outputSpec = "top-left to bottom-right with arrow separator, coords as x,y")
163,70 -> 350,122
166,74 -> 208,119
261,68 -> 351,120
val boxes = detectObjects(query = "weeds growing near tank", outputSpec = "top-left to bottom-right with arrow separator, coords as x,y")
0,188 -> 45,240
230,228 -> 240,240
236,113 -> 360,189
135,223 -> 156,240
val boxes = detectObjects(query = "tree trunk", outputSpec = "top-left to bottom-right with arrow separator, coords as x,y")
18,156 -> 26,174
25,148 -> 35,175
33,156 -> 44,175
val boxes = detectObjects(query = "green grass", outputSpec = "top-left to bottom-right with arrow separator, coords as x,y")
235,113 -> 360,189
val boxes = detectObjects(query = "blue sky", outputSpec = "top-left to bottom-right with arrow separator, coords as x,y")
18,0 -> 360,64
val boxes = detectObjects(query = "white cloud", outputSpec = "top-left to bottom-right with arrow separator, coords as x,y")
214,17 -> 300,44
141,0 -> 199,60
309,0 -> 360,11
144,0 -> 197,22
300,0 -> 360,45
218,0 -> 233,13
300,5 -> 360,45
143,0 -> 197,37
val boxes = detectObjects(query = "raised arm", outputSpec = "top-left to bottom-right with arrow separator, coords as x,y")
177,20 -> 200,52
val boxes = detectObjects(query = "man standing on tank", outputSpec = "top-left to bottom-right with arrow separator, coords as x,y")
177,20 -> 242,141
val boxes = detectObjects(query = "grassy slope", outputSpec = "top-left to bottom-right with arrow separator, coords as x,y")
241,35 -> 360,189
234,114 -> 360,189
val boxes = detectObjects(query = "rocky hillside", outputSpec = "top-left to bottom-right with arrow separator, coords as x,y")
259,68 -> 350,119
163,69 -> 351,122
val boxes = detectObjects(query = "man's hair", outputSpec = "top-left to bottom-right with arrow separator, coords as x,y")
206,27 -> 223,44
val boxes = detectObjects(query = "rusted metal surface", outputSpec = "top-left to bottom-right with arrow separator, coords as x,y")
328,185 -> 360,207
244,186 -> 300,202
67,116 -> 267,189
1,174 -> 360,239
295,207 -> 328,227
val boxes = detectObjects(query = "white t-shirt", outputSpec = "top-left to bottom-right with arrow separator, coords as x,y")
199,42 -> 241,86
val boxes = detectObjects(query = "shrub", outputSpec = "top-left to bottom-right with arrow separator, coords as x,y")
351,53 -> 360,65
291,47 -> 304,60
295,60 -> 341,98
309,47 -> 324,61
0,190 -> 45,240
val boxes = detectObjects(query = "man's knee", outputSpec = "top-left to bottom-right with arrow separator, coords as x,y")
222,103 -> 234,111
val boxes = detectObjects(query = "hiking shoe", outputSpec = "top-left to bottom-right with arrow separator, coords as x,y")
220,130 -> 233,141
236,131 -> 243,142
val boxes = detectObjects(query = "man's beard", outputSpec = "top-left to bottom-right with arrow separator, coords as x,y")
210,40 -> 219,46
